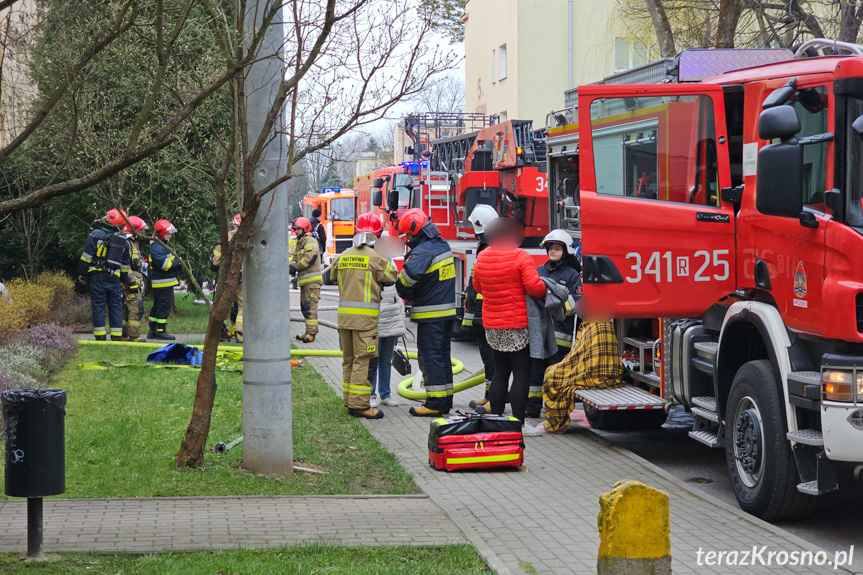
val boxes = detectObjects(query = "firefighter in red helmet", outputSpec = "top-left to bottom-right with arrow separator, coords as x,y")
329,214 -> 397,419
395,208 -> 457,416
78,209 -> 132,340
121,216 -> 148,341
291,216 -> 322,343
147,219 -> 179,340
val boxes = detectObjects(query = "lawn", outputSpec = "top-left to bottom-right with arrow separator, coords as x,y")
0,345 -> 415,498
0,546 -> 490,575
165,293 -> 211,334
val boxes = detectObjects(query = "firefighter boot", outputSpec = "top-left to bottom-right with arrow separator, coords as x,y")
348,407 -> 384,419
409,405 -> 442,417
299,334 -> 315,343
147,320 -> 158,340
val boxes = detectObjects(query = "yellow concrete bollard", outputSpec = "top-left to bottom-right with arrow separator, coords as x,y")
597,480 -> 672,575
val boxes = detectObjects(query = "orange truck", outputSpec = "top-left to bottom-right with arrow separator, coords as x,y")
548,42 -> 863,520
301,188 -> 355,257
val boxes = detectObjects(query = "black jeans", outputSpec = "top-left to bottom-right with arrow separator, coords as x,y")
489,346 -> 532,422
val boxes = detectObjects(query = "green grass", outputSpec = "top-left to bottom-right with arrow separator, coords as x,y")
0,346 -> 415,498
165,293 -> 211,334
0,546 -> 491,574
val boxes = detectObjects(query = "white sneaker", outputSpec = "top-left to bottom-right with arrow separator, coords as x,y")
381,397 -> 399,407
370,395 -> 379,408
521,423 -> 542,437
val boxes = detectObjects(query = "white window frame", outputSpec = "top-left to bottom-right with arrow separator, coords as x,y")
498,44 -> 507,81
492,48 -> 496,84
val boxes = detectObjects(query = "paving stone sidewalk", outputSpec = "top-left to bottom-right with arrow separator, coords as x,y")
294,302 -> 860,575
0,496 -> 463,553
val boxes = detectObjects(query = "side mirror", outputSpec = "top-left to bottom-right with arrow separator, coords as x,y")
756,141 -> 803,219
758,106 -> 800,141
373,177 -> 384,189
387,190 -> 399,211
372,190 -> 382,207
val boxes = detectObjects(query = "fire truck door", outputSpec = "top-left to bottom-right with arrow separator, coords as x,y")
578,84 -> 736,318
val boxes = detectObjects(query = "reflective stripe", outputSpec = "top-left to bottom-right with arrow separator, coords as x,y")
426,390 -> 454,397
399,272 -> 418,287
110,328 -> 123,335
446,453 -> 520,465
149,317 -> 167,323
81,253 -> 94,263
425,257 -> 454,275
298,272 -> 323,285
339,307 -> 379,316
555,338 -> 573,348
476,293 -> 483,300
426,251 -> 453,269
412,303 -> 456,320
93,329 -> 106,336
554,331 -> 573,343
342,383 -> 373,395
306,320 -> 318,325
528,391 -> 543,398
152,279 -> 179,288
162,255 -> 175,271
340,301 -> 378,309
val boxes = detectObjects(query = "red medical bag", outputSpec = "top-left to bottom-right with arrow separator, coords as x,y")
428,414 -> 524,471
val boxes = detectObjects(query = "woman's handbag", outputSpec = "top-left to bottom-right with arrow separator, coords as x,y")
392,336 -> 411,376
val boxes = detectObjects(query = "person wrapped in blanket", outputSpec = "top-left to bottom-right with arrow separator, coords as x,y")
536,297 -> 623,434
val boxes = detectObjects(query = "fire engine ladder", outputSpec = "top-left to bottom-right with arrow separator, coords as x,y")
421,164 -> 454,228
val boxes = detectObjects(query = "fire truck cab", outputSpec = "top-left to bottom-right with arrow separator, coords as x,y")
555,41 -> 863,521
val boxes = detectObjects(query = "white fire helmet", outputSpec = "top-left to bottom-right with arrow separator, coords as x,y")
541,229 -> 576,255
467,204 -> 499,235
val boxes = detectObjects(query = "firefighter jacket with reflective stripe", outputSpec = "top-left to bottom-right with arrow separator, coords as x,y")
126,237 -> 143,289
537,257 -> 582,347
149,241 -> 180,289
330,245 -> 397,330
78,226 -> 131,282
462,241 -> 488,328
396,222 -> 456,323
292,233 -> 322,286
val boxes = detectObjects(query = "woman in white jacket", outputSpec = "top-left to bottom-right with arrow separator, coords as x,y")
372,282 -> 406,407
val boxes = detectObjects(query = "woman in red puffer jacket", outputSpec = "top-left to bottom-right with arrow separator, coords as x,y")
473,217 -> 547,427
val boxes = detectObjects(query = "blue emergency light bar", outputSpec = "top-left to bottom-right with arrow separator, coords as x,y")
400,161 -> 429,175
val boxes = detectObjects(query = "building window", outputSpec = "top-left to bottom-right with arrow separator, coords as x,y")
499,44 -> 507,81
499,111 -> 508,122
492,49 -> 497,84
614,38 -> 647,72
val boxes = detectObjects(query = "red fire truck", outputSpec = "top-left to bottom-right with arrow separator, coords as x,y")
551,41 -> 863,520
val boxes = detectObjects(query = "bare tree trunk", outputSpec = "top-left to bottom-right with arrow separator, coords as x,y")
789,0 -> 826,40
716,0 -> 744,48
644,0 -> 676,57
840,0 -> 863,43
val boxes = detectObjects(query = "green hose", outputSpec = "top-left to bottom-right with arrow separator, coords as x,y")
78,340 -> 478,399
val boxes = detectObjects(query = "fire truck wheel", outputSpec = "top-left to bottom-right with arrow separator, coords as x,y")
584,407 -> 667,431
724,360 -> 817,521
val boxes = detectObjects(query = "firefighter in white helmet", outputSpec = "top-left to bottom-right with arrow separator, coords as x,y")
525,229 -> 583,417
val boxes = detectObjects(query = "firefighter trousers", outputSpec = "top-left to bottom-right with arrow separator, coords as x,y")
149,286 -> 174,334
339,328 -> 379,410
234,286 -> 243,340
89,271 -> 123,340
300,283 -> 320,336
417,320 -> 454,413
527,346 -> 569,413
122,287 -> 144,339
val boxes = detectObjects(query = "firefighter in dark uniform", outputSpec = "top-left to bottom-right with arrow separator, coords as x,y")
462,205 -> 498,411
396,208 -> 457,417
78,209 -> 132,341
121,216 -> 148,341
329,226 -> 398,419
147,219 -> 179,340
526,229 -> 583,417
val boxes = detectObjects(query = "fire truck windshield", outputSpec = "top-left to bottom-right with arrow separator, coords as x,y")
392,174 -> 412,208
329,198 -> 354,221
846,97 -> 863,228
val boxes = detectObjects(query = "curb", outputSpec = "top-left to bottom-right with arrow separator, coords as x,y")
0,494 -> 430,503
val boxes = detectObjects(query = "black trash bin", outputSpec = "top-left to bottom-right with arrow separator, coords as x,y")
2,389 -> 66,498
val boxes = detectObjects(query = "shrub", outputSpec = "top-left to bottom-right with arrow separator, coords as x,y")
30,323 -> 78,362
0,344 -> 49,382
0,369 -> 40,394
48,293 -> 92,328
6,279 -> 53,326
35,271 -> 75,301
0,298 -> 27,344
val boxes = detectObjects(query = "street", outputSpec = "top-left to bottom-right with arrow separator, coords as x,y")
445,333 -> 863,559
